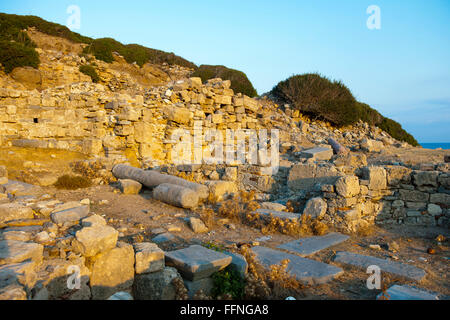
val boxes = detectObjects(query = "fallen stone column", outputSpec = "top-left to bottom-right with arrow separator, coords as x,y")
112,164 -> 208,200
328,138 -> 349,155
153,183 -> 199,209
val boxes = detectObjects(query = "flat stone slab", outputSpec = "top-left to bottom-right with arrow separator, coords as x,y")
377,285 -> 439,300
334,251 -> 426,282
165,245 -> 232,281
0,240 -> 43,265
277,233 -> 350,257
251,209 -> 299,221
152,232 -> 175,244
300,147 -> 334,161
2,180 -> 42,197
252,246 -> 344,285
51,205 -> 90,225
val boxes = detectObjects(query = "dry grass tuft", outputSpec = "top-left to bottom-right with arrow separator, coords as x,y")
54,174 -> 92,190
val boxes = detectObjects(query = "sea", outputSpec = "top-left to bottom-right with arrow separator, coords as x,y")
420,143 -> 450,150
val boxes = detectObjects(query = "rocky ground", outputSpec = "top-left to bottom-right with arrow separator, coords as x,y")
0,144 -> 449,300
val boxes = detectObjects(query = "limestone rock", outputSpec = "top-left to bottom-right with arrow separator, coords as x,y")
50,205 -> 89,225
335,176 -> 360,198
189,217 -> 208,234
0,240 -> 43,265
118,179 -> 142,195
133,267 -> 182,300
165,245 -> 232,281
205,180 -> 237,202
73,225 -> 119,257
133,242 -> 165,274
81,214 -> 107,227
361,166 -> 387,191
0,203 -> 34,224
303,197 -> 327,219
90,242 -> 135,300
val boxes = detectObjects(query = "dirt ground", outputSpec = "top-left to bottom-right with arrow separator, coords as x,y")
2,146 -> 449,300
46,183 -> 450,300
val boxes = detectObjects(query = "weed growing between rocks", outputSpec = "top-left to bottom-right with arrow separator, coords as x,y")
211,265 -> 245,300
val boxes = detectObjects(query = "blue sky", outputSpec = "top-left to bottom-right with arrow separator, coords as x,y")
1,0 -> 449,143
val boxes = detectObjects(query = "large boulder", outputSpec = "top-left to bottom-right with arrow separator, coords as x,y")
72,225 -> 118,257
90,242 -> 135,300
412,171 -> 439,188
133,267 -> 182,300
303,198 -> 327,219
0,240 -> 43,265
288,164 -> 342,192
0,203 -> 34,224
10,67 -> 42,90
134,242 -> 165,275
335,176 -> 360,198
361,166 -> 387,191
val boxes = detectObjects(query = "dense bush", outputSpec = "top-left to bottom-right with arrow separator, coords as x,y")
192,65 -> 258,97
0,40 -> 40,73
271,73 -> 419,146
378,117 -> 419,146
82,38 -> 197,69
271,73 -> 358,126
79,65 -> 100,83
0,13 -> 90,44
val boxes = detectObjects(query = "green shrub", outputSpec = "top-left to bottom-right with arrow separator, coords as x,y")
0,13 -> 91,44
82,38 -> 197,69
212,265 -> 245,299
192,65 -> 258,97
54,175 -> 92,190
0,40 -> 40,73
271,73 -> 358,126
271,73 -> 419,145
79,65 -> 100,83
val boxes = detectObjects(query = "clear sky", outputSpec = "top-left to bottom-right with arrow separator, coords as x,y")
1,0 -> 449,143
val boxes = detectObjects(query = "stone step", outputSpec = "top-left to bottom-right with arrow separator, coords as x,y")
165,245 -> 232,281
250,209 -> 300,221
251,246 -> 344,285
299,147 -> 333,161
334,251 -> 426,282
277,232 -> 350,257
377,285 -> 439,300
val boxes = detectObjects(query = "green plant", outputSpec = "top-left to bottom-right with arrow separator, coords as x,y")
82,38 -> 197,69
271,73 -> 419,146
54,175 -> 92,190
271,73 -> 358,126
0,40 -> 40,73
79,65 -> 100,83
192,65 -> 258,97
378,117 -> 419,146
203,241 -> 225,252
212,265 -> 245,299
0,12 -> 196,72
